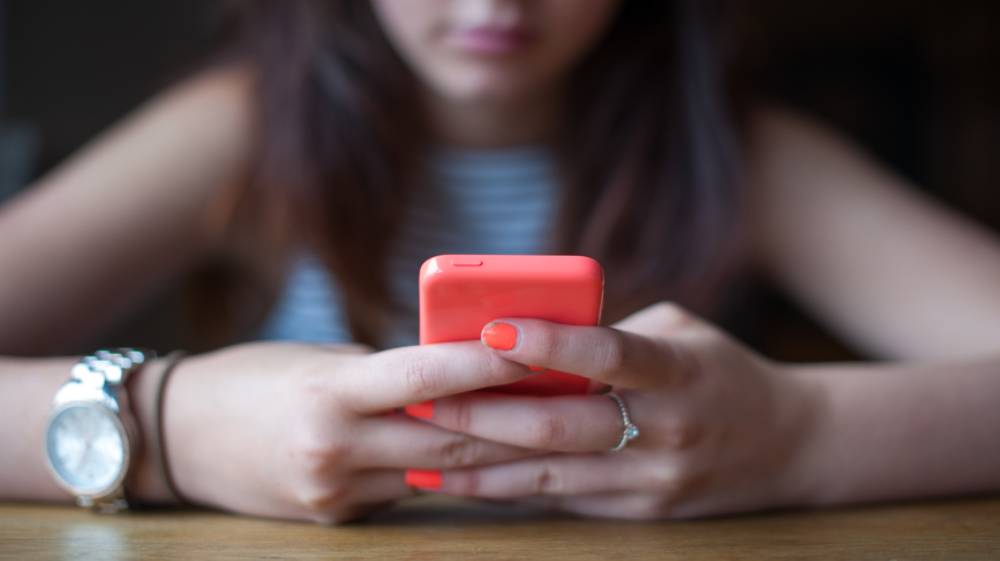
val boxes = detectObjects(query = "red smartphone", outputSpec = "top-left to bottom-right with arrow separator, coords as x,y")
416,254 -> 605,396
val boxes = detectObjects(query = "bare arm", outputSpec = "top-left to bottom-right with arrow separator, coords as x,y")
0,68 -> 254,354
0,357 -> 176,503
787,356 -> 1000,506
0,67 -> 255,503
750,107 -> 1000,361
410,114 -> 1000,518
0,65 -> 550,523
0,342 -> 543,521
749,108 -> 1000,505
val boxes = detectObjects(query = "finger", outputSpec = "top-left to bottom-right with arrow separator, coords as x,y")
347,469 -> 416,506
430,392 -> 626,452
294,470 -> 413,523
435,454 -> 639,498
610,301 -> 704,335
355,415 -> 543,469
480,318 -> 687,389
342,341 -> 533,414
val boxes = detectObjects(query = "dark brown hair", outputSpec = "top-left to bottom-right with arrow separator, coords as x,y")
205,0 -> 749,349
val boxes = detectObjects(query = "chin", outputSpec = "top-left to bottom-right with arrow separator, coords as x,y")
436,71 -> 536,106
442,84 -> 525,105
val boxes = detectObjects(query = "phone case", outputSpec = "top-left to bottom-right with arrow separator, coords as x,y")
418,254 -> 604,396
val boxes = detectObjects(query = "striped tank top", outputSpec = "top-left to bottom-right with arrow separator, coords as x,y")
257,145 -> 560,347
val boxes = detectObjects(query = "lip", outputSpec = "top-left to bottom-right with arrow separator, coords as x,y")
446,25 -> 536,56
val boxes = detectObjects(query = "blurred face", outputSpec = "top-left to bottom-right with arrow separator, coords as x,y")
372,0 -> 622,106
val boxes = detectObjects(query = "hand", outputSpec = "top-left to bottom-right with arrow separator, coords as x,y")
414,302 -> 820,519
162,340 -> 541,523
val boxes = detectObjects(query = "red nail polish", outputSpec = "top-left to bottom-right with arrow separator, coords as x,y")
481,322 -> 518,350
405,469 -> 442,490
405,401 -> 435,419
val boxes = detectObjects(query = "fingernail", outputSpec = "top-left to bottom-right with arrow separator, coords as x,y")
405,469 -> 442,491
481,321 -> 518,351
405,401 -> 435,419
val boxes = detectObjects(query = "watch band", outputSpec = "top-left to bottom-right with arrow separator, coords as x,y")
70,348 -> 154,512
72,348 -> 151,388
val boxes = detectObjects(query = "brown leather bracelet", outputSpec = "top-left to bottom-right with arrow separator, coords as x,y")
152,351 -> 189,505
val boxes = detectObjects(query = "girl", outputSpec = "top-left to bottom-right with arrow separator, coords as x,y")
1,0 -> 999,524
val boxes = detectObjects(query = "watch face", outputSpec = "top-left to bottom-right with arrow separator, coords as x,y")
46,403 -> 127,495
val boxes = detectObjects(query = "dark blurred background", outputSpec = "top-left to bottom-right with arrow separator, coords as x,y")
1,0 -> 998,360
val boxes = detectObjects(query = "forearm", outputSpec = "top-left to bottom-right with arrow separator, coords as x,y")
0,357 -> 176,504
788,356 -> 1000,506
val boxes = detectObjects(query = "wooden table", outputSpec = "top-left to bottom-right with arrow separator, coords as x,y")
2,496 -> 999,560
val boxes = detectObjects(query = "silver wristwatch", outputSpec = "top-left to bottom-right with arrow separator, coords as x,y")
44,348 -> 153,512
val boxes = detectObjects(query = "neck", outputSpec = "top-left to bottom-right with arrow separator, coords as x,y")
423,88 -> 562,149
